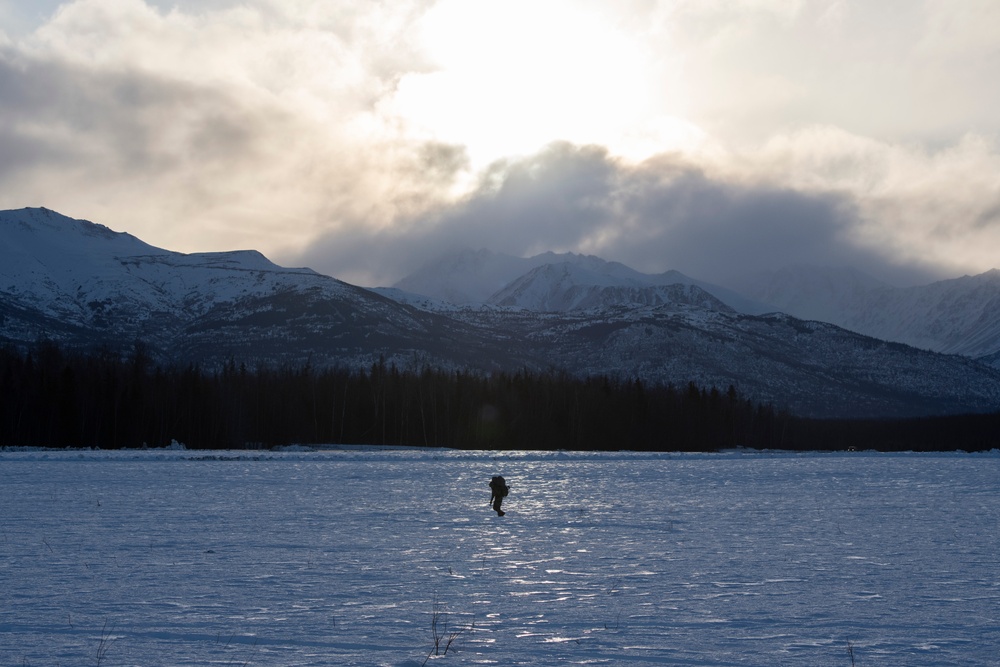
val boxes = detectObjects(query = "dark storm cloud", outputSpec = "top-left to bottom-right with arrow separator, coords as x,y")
295,143 -> 616,285
298,142 -> 939,287
607,164 -> 865,281
437,143 -> 617,253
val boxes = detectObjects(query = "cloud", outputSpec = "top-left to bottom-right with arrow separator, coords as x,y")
608,161 -> 864,282
0,44 -> 312,249
0,0 -> 446,253
0,0 -> 998,291
653,0 -> 1000,145
753,127 -> 1000,279
297,141 -> 950,288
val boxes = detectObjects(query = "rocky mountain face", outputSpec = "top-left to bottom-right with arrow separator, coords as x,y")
4,208 -> 1000,419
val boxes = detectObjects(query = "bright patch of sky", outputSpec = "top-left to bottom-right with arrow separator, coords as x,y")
388,0 -> 701,168
1,0 -> 998,287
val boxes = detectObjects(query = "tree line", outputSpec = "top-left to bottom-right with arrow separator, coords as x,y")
1,341 -> 780,450
2,341 -> 997,451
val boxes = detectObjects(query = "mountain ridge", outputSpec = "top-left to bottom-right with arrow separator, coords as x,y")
389,248 -> 1000,364
488,261 -> 736,313
735,265 -> 1000,359
391,247 -> 775,314
3,207 -> 1000,419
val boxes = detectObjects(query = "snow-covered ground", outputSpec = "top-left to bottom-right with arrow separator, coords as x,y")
2,447 -> 998,666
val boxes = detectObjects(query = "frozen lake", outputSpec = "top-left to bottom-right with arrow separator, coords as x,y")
2,447 -> 998,666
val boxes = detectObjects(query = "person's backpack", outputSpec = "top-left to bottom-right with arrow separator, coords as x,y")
491,476 -> 509,497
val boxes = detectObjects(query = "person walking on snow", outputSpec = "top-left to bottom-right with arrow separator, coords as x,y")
489,476 -> 509,516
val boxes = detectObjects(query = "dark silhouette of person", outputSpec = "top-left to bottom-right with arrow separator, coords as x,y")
489,475 -> 509,516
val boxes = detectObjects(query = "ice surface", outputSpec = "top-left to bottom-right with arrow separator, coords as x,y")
2,448 -> 998,666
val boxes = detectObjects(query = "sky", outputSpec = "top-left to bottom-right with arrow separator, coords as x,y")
1,0 -> 999,288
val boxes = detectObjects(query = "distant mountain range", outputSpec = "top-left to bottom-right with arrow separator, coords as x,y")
3,207 -> 1000,419
388,247 -> 1000,363
391,247 -> 772,314
736,265 -> 1000,358
0,207 -> 518,371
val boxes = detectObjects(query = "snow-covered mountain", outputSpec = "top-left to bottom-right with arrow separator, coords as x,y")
4,208 -> 1000,418
0,208 -> 520,370
1,207 -> 324,325
488,261 -> 735,313
735,265 -> 1000,361
460,306 -> 1000,419
391,247 -> 772,314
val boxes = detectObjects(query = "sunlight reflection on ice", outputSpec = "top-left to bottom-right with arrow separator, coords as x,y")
1,448 -> 998,665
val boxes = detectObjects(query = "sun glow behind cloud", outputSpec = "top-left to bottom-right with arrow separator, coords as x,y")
1,0 -> 999,287
386,0 -> 703,169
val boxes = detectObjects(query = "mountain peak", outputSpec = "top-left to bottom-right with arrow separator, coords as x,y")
3,206 -> 147,244
487,260 -> 734,313
393,249 -> 680,306
390,247 -> 772,314
0,207 -> 342,339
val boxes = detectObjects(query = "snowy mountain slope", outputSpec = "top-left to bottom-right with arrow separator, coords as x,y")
0,208 -> 526,370
487,261 -> 735,313
4,207 -> 1000,418
448,305 -> 1000,418
400,252 -> 1000,363
0,207 -> 329,320
736,265 -> 1000,362
390,247 -> 773,313
887,270 -> 1000,357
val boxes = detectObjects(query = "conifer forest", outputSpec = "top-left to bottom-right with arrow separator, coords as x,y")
2,341 -> 998,452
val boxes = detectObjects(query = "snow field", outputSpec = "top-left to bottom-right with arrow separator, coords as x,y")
1,448 -> 998,665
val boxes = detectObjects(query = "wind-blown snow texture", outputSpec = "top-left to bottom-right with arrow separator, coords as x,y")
2,447 -> 998,666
